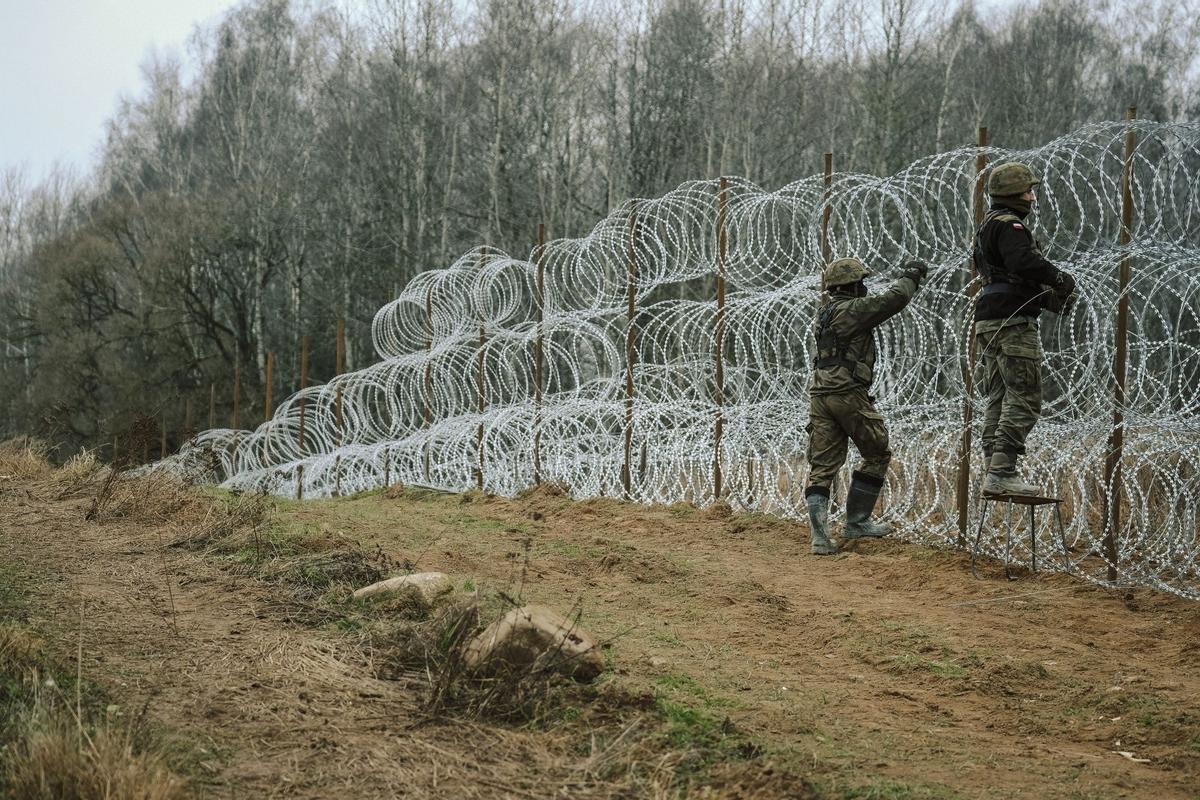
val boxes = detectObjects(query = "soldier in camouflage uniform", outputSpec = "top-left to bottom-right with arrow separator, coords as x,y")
805,257 -> 927,555
972,162 -> 1076,496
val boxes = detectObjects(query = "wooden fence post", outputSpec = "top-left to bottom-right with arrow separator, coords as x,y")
296,464 -> 304,500
208,382 -> 215,431
1101,106 -> 1137,582
298,335 -> 309,454
714,178 -> 728,501
335,319 -> 345,447
957,126 -> 988,547
336,318 -> 345,375
475,249 -> 487,491
821,153 -> 833,263
424,287 -> 433,482
333,319 -> 343,494
232,365 -> 241,429
535,224 -> 546,486
264,351 -> 274,421
623,211 -> 638,499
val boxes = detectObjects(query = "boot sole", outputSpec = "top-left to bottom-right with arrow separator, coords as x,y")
981,487 -> 1040,497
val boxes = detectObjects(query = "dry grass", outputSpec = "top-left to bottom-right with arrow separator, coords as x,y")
0,625 -> 188,800
0,624 -> 46,676
0,438 -> 53,482
166,493 -> 269,551
3,717 -> 187,800
90,472 -> 200,523
366,592 -> 613,726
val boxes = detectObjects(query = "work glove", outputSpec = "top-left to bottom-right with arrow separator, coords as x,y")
1054,270 -> 1076,295
1041,270 -> 1077,315
899,260 -> 927,286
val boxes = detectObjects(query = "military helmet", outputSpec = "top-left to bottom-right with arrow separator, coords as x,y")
822,257 -> 870,290
987,162 -> 1041,196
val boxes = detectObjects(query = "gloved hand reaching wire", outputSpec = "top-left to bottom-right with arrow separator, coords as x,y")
900,260 -> 928,286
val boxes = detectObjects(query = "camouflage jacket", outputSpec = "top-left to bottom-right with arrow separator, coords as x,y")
809,275 -> 919,396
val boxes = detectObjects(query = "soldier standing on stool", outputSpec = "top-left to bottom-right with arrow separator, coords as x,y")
973,162 -> 1076,496
806,257 -> 927,555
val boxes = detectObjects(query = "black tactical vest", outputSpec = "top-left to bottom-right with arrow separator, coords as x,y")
974,209 -> 1043,303
813,300 -> 855,372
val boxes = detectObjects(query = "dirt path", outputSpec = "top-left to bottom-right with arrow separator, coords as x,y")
0,487 -> 611,799
2,475 -> 1199,799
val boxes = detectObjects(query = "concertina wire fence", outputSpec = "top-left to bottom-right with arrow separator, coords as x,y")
155,120 -> 1200,599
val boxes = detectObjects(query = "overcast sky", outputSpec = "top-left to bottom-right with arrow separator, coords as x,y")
0,0 -> 239,182
0,0 -> 1031,185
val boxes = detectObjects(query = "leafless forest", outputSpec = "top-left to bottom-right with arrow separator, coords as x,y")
1,0 -> 1197,455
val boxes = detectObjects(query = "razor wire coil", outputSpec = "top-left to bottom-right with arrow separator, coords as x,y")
156,120 -> 1200,599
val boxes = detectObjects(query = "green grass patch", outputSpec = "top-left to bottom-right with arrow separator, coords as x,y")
888,654 -> 976,679
0,563 -> 30,621
652,670 -> 744,751
656,696 -> 727,749
656,672 -> 707,698
542,539 -> 603,560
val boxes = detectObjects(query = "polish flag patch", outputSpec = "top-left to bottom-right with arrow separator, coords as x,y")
1012,222 -> 1024,229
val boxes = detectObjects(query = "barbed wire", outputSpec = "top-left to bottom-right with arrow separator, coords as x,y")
155,120 -> 1200,599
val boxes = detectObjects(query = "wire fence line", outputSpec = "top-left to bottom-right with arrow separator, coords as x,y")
154,119 -> 1200,599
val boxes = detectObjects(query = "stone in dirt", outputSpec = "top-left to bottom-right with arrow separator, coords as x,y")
464,604 -> 604,682
353,572 -> 453,603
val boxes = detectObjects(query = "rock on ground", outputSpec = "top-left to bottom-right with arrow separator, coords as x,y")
353,571 -> 453,602
464,604 -> 604,681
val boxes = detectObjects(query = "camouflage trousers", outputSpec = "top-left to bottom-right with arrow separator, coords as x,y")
806,387 -> 891,493
975,319 -> 1043,457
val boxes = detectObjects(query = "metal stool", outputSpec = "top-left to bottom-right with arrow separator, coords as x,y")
971,493 -> 1071,580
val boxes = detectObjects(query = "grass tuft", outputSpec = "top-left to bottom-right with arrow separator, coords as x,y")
0,438 -> 52,481
0,624 -> 187,799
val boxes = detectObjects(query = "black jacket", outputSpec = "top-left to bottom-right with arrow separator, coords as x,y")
972,202 -> 1071,322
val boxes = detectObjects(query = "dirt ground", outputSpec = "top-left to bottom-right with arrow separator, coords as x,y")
2,467 -> 1199,799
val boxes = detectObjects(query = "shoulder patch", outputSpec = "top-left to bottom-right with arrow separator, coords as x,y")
1012,222 -> 1024,229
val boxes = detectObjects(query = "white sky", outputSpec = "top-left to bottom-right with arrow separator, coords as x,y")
0,0 -> 239,182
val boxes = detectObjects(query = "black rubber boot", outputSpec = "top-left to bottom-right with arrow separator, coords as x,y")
806,487 -> 838,555
842,470 -> 890,539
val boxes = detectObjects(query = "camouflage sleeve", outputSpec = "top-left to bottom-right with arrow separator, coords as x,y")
838,276 -> 918,335
995,222 -> 1061,284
